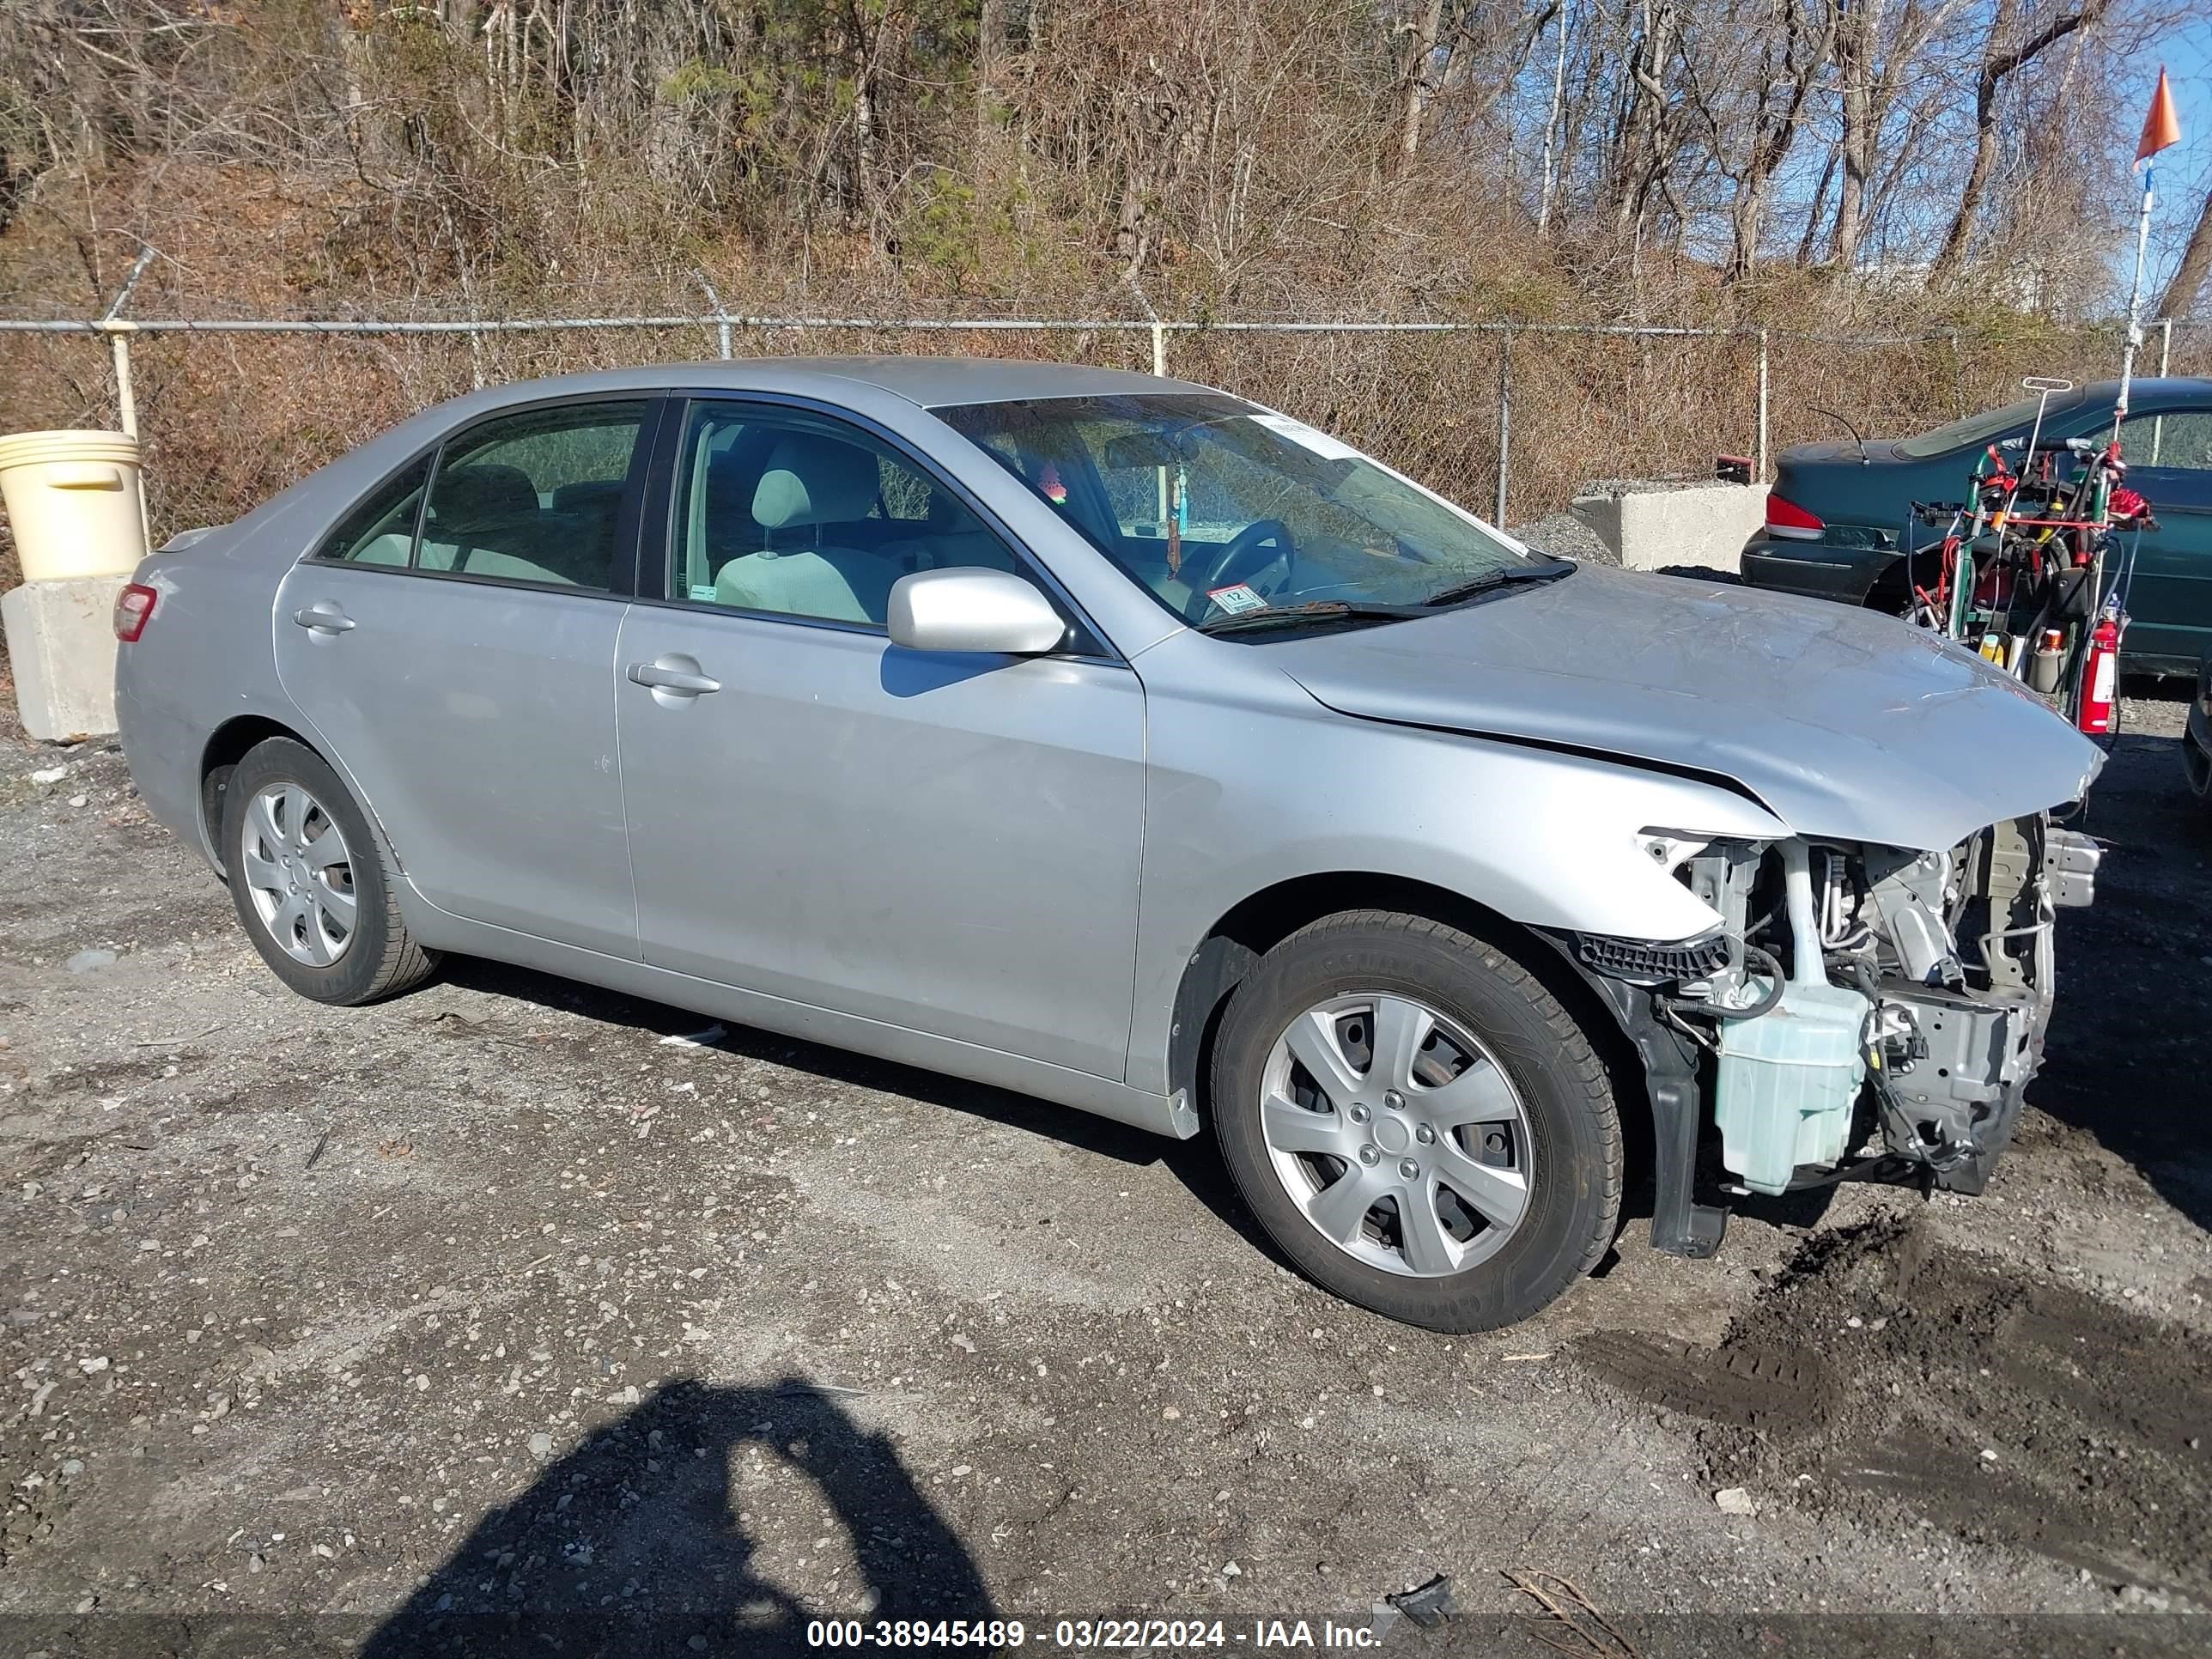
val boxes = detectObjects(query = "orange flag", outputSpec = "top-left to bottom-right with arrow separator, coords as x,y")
2136,67 -> 2180,166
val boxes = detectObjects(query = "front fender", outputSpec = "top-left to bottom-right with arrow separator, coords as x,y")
1124,684 -> 1787,1097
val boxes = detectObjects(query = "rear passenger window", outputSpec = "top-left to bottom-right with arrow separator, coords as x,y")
314,456 -> 430,565
419,402 -> 649,589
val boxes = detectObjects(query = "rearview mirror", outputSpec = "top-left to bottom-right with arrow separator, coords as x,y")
887,568 -> 1068,654
1102,432 -> 1180,470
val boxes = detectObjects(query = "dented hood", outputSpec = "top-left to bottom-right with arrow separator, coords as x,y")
1267,564 -> 2104,851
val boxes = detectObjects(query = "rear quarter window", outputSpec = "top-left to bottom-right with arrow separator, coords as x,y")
313,456 -> 431,565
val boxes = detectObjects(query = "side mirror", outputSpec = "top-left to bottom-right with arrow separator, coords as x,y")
887,568 -> 1069,654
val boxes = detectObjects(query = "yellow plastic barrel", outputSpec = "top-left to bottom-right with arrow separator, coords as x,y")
0,429 -> 149,581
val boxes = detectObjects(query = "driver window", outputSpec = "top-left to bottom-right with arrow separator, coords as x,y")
669,402 -> 1024,628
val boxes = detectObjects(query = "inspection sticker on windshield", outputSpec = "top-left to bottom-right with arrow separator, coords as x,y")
1249,412 -> 1362,461
1206,583 -> 1267,615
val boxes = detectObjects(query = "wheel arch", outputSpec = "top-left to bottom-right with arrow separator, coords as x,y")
198,717 -> 404,884
1863,552 -> 1916,611
1166,873 -> 1654,1197
200,717 -> 319,874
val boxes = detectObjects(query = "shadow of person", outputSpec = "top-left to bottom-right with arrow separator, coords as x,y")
362,1376 -> 994,1659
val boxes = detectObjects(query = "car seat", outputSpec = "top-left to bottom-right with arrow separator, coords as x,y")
419,462 -> 583,586
714,434 -> 899,623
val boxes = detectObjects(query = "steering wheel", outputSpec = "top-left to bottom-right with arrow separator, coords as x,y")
1194,519 -> 1297,596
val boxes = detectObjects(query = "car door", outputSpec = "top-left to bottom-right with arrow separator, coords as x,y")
273,396 -> 659,957
2116,405 -> 2212,671
612,396 -> 1146,1079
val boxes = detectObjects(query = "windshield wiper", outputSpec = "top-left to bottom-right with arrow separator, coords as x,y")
1194,599 -> 1428,635
1420,557 -> 1574,609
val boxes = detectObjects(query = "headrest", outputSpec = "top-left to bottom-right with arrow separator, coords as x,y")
751,434 -> 878,531
437,463 -> 537,528
550,478 -> 623,514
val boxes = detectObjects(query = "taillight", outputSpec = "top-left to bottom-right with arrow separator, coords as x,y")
1764,494 -> 1826,540
113,583 -> 157,642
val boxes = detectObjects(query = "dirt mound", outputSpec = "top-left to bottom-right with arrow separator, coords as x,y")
1572,1330 -> 1833,1432
1577,1216 -> 2212,1601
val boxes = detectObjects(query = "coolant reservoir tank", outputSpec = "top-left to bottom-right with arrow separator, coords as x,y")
1713,979 -> 1869,1197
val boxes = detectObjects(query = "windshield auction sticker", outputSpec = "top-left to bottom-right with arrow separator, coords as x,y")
1206,583 -> 1267,615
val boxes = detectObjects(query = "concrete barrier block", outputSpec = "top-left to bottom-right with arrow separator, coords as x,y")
3,576 -> 124,741
1569,482 -> 1770,574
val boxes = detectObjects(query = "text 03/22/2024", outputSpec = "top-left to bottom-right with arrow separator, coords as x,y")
805,1618 -> 1386,1649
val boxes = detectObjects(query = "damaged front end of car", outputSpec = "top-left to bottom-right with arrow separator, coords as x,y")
1563,817 -> 2100,1256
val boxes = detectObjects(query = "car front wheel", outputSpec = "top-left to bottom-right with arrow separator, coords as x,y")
1211,910 -> 1622,1331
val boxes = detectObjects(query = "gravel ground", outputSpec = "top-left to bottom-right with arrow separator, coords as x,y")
1507,513 -> 1619,564
0,688 -> 2206,1657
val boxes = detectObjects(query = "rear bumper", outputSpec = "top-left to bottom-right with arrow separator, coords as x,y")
113,669 -> 217,872
1738,539 -> 1885,605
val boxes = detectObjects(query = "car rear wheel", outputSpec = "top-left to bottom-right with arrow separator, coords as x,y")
2187,665 -> 2212,811
222,738 -> 438,1005
1210,910 -> 1621,1332
1862,560 -> 1915,617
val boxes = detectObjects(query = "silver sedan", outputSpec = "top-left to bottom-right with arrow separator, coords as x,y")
115,358 -> 2103,1330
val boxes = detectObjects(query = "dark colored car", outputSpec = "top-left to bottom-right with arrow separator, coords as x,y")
2186,659 -> 2212,809
1741,377 -> 2212,675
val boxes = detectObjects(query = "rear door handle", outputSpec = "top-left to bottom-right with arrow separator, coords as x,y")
293,602 -> 356,634
627,659 -> 721,696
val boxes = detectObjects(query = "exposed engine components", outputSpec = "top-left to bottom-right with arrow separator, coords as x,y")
1860,847 -> 1962,985
2044,828 -> 2102,909
1866,982 -> 2034,1191
1576,931 -> 1733,982
1571,816 -> 2071,1202
1709,841 -> 1871,1196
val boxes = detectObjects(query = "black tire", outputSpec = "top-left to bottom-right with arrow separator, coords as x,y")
1210,910 -> 1622,1332
2186,665 -> 2212,810
1862,561 -> 1914,617
221,737 -> 438,1005
2186,726 -> 2212,808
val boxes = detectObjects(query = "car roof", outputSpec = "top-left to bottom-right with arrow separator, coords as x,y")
451,356 -> 1219,411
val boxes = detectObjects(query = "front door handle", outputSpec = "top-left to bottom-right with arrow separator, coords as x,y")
627,659 -> 722,696
293,602 -> 356,635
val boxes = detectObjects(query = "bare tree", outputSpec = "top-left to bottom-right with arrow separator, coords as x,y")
1680,0 -> 1836,279
1931,0 -> 2109,276
1399,0 -> 1444,166
0,0 -> 2182,323
2160,184 -> 2212,320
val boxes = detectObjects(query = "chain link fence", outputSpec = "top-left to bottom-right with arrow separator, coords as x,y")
3,287 -> 2206,554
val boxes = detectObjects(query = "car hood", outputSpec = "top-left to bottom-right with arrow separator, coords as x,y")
1266,564 -> 2104,851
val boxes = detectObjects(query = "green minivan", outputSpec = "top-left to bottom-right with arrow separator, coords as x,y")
1740,377 -> 2212,676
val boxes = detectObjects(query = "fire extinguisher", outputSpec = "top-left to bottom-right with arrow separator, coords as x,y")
2075,612 -> 2122,736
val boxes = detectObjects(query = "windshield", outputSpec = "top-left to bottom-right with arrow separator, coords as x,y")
1894,389 -> 2087,458
937,393 -> 1537,626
